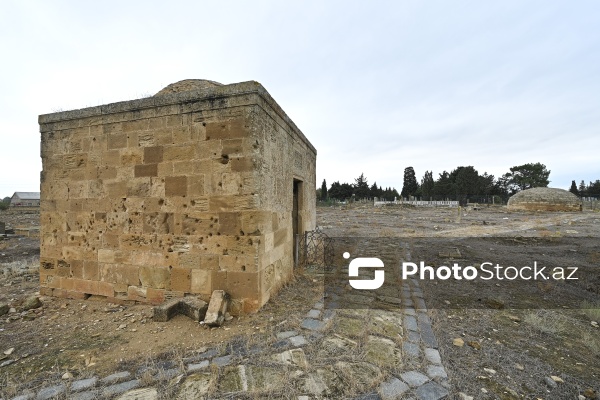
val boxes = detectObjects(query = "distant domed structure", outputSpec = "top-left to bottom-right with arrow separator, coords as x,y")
154,79 -> 223,96
507,187 -> 582,212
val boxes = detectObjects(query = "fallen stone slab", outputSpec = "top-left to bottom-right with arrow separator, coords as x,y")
153,298 -> 180,322
204,290 -> 229,327
153,297 -> 208,322
180,298 -> 208,321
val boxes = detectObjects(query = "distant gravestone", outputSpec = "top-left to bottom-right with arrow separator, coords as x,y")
0,221 -> 5,234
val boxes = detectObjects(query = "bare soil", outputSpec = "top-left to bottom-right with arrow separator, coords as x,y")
319,203 -> 600,399
1,205 -> 599,399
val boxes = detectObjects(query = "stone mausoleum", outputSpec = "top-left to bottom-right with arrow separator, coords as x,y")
507,187 -> 582,212
38,79 -> 316,313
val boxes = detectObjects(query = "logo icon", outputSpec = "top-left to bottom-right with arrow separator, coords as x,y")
345,252 -> 385,290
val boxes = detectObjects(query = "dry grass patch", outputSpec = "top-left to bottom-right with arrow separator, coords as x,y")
581,332 -> 600,357
522,310 -> 569,336
581,300 -> 600,321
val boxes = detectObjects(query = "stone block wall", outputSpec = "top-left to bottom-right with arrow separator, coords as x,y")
39,81 -> 316,313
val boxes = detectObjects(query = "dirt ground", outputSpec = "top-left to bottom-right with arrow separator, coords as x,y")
1,205 -> 599,399
318,203 -> 600,399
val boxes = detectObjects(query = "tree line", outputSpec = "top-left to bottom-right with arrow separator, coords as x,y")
0,196 -> 10,211
405,162 -> 552,204
569,180 -> 600,198
319,173 -> 400,202
319,162 -> 558,204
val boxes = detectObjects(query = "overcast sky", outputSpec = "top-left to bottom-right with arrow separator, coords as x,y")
1,0 -> 599,198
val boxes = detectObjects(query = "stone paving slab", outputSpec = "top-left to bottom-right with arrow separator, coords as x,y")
379,377 -> 409,400
401,371 -> 430,387
70,390 -> 99,400
100,371 -> 131,385
289,334 -> 308,346
416,381 -> 450,400
116,387 -> 158,400
10,394 -> 34,400
212,354 -> 232,367
188,360 -> 209,372
301,317 -> 328,331
35,384 -> 65,400
276,330 -> 297,339
102,379 -> 141,397
70,377 -> 97,392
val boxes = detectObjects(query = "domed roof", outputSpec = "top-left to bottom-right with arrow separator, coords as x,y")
154,79 -> 223,96
507,187 -> 582,212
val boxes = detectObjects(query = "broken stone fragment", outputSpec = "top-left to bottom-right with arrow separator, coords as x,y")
153,298 -> 181,322
152,297 -> 208,322
204,290 -> 230,327
22,295 -> 42,310
467,341 -> 482,350
180,298 -> 209,322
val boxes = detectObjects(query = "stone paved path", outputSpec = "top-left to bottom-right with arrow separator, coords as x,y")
7,245 -> 450,400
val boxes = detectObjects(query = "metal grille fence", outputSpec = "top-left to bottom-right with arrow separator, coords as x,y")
296,228 -> 334,268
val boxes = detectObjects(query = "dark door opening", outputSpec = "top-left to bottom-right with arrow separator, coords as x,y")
293,179 -> 303,266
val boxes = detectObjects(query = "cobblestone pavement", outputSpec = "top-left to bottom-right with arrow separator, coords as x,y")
6,246 -> 449,400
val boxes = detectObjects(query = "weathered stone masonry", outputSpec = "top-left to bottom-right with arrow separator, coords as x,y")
507,187 -> 582,212
39,80 -> 316,313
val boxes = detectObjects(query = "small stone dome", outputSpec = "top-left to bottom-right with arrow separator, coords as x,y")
154,79 -> 223,96
507,187 -> 582,212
